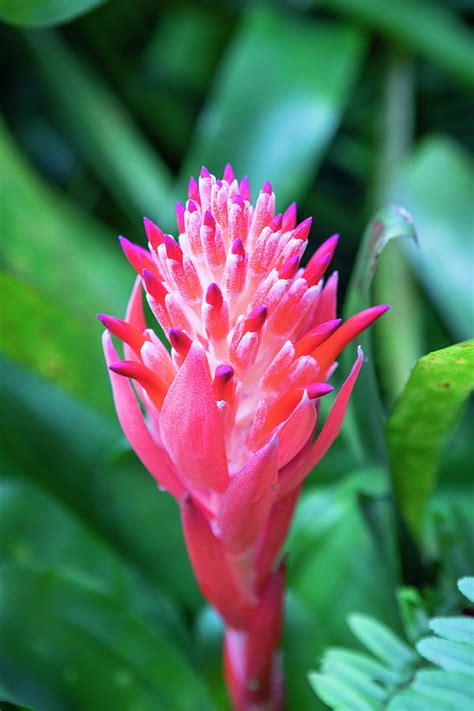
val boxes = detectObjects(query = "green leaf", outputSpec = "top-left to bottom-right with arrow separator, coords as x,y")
348,614 -> 417,670
387,340 -> 474,536
391,136 -> 474,341
0,358 -> 200,611
416,637 -> 473,675
429,617 -> 474,645
343,204 -> 417,463
413,670 -> 474,706
0,567 -> 213,711
316,0 -> 474,88
388,690 -> 453,711
0,688 -> 39,711
194,607 -> 229,711
308,671 -> 377,711
320,656 -> 389,703
288,470 -> 399,664
0,272 -> 110,414
27,32 -> 174,228
310,576 -> 474,710
0,477 -> 187,649
0,115 -> 129,321
283,593 -> 326,710
0,0 -> 105,27
181,5 -> 366,207
322,649 -> 404,688
458,577 -> 474,603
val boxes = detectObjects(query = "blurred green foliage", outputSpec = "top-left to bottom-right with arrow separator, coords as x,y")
0,1 -> 473,709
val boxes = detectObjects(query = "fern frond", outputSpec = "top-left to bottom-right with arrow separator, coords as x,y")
309,576 -> 474,710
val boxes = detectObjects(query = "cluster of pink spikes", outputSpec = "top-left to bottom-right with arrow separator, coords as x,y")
99,164 -> 388,710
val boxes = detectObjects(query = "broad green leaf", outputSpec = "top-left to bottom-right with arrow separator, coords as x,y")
387,340 -> 474,536
0,116 -> 129,320
0,0 -> 105,27
0,358 -> 200,611
0,688 -> 39,711
458,577 -> 474,603
142,5 -> 227,95
429,616 -> 474,645
413,670 -> 474,705
391,136 -> 474,341
283,593 -> 326,710
417,637 -> 473,675
343,203 -> 417,463
0,478 -> 187,648
288,476 -> 400,638
27,32 -> 174,228
372,242 -> 426,405
181,5 -> 366,206
348,614 -> 417,670
194,607 -> 229,711
0,272 -> 110,414
429,498 -> 474,595
0,567 -> 213,711
316,0 -> 474,88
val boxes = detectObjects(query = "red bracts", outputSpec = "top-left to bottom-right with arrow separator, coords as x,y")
100,166 -> 388,710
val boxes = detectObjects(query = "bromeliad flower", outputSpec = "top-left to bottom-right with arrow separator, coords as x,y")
99,165 -> 388,711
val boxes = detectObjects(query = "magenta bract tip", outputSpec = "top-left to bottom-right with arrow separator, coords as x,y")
164,234 -> 183,263
142,269 -> 167,301
187,199 -> 198,213
119,236 -> 156,276
176,201 -> 185,233
109,360 -> 142,378
169,328 -> 192,356
304,253 -> 331,287
231,238 -> 246,257
312,233 -> 339,264
215,364 -> 234,383
281,202 -> 297,232
206,282 -> 223,308
100,311 -> 146,354
261,180 -> 272,195
203,209 -> 215,229
293,216 -> 312,241
239,176 -> 250,201
143,217 -> 165,250
223,163 -> 235,183
270,213 -> 283,232
244,306 -> 267,334
356,305 -> 391,324
200,166 -> 211,178
316,318 -> 342,334
306,382 -> 334,399
232,194 -> 244,207
277,255 -> 300,280
188,176 -> 200,203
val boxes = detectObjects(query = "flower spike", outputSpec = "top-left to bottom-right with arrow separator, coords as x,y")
100,169 -> 388,709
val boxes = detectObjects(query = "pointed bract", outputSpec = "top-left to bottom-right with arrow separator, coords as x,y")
181,495 -> 252,629
160,343 -> 229,492
218,437 -> 278,553
102,332 -> 184,498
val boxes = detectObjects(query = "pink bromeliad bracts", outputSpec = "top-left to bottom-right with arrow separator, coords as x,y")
99,165 -> 388,711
